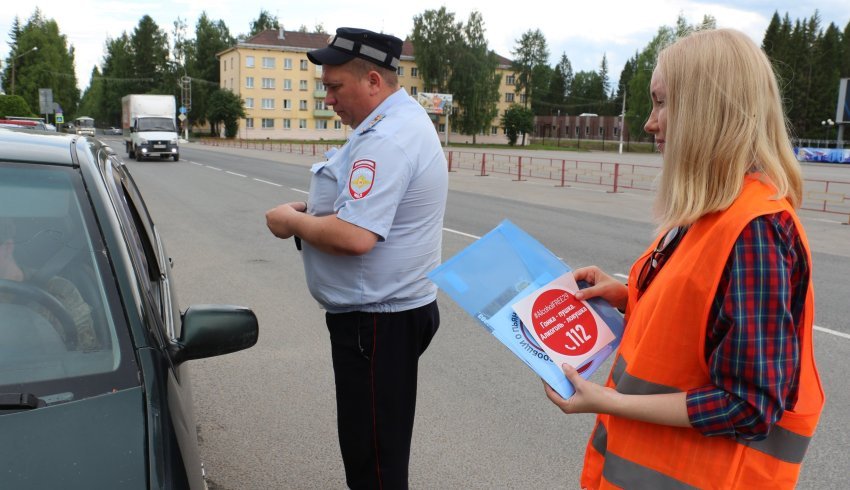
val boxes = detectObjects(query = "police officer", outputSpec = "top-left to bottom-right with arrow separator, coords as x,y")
266,27 -> 448,489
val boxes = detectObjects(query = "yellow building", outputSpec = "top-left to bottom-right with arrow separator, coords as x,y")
217,28 -> 520,143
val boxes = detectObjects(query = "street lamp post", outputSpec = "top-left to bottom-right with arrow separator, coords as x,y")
10,46 -> 38,95
821,119 -> 835,148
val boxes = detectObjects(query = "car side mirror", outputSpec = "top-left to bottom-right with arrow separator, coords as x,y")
169,305 -> 259,365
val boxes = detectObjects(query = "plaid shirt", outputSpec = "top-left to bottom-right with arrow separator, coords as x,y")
683,212 -> 808,440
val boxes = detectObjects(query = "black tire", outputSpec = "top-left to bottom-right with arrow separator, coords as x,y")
173,154 -> 179,161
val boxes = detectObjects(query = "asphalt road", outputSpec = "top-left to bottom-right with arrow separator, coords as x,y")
110,137 -> 850,489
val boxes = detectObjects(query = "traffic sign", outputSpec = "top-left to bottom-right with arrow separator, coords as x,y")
179,106 -> 187,114
56,114 -> 64,124
178,114 -> 187,122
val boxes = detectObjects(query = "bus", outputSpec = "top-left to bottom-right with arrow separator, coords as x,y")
74,116 -> 95,137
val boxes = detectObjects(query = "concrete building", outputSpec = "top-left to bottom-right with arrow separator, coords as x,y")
217,28 -> 519,143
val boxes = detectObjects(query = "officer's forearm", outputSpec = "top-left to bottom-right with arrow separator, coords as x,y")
298,214 -> 378,256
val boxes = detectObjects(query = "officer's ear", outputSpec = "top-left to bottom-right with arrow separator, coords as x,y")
365,69 -> 383,95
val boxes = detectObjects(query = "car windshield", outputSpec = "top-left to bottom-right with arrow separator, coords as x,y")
0,164 -> 137,405
138,117 -> 175,132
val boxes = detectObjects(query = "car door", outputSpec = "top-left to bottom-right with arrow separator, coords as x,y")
99,148 -> 206,489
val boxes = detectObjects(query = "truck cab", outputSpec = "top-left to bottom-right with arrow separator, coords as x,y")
126,116 -> 179,161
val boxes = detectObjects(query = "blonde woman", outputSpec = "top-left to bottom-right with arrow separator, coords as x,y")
544,29 -> 824,489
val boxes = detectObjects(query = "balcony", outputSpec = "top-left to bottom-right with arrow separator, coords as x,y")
313,109 -> 335,118
313,90 -> 327,98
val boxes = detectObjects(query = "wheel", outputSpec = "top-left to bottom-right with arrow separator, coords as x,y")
0,279 -> 78,349
173,154 -> 179,161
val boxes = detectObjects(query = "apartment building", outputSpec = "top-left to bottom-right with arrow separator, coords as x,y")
217,28 -> 519,143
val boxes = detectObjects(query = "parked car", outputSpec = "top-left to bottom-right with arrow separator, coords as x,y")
0,128 -> 259,488
103,126 -> 122,135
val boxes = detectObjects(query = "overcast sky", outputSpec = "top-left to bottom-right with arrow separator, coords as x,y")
1,0 -> 848,92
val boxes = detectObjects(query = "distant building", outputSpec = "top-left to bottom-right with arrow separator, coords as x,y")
217,27 -> 520,143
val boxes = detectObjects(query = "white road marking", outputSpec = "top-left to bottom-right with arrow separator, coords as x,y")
254,178 -> 282,187
815,325 -> 850,340
206,166 -> 222,171
226,171 -> 246,177
443,227 -> 481,240
291,188 -> 309,195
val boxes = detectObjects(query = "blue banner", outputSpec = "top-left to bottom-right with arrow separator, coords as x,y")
428,219 -> 624,399
795,147 -> 850,164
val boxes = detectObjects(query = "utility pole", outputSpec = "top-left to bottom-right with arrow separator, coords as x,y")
618,89 -> 626,155
10,46 -> 38,95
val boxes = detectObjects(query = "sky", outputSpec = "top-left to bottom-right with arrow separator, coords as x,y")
1,0 -> 848,93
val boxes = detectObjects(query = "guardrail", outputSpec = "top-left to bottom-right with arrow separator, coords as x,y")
200,139 -> 850,224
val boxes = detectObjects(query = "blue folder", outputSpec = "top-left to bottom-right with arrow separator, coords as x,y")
429,219 -> 624,399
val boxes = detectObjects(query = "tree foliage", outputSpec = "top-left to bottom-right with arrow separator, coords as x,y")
207,88 -> 246,138
249,9 -> 280,37
511,29 -> 549,109
1,9 -> 79,119
0,94 -> 34,116
501,104 -> 534,146
411,7 -> 461,92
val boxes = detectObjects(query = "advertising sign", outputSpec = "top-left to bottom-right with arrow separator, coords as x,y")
417,92 -> 452,114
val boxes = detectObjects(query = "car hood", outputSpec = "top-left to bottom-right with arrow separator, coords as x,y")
0,387 -> 147,488
135,131 -> 177,141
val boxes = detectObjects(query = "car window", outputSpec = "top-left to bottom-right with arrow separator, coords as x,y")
0,163 -> 138,402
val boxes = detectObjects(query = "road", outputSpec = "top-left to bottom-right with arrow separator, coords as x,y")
110,137 -> 849,489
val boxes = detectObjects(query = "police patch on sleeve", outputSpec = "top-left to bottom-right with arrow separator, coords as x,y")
348,159 -> 376,199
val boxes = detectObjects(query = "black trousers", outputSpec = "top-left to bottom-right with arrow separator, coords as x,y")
326,300 -> 439,490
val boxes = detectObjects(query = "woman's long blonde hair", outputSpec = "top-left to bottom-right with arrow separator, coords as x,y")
653,28 -> 803,231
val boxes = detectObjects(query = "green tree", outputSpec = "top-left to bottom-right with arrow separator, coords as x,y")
130,15 -> 170,94
0,94 -> 34,116
545,53 -> 572,115
411,7 -> 461,92
94,33 -> 136,126
511,29 -> 549,110
449,11 -> 501,143
501,104 -> 534,146
189,13 -> 235,131
1,9 -> 80,121
249,9 -> 280,37
207,88 -> 245,138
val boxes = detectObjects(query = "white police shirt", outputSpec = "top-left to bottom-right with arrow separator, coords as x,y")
302,88 -> 448,313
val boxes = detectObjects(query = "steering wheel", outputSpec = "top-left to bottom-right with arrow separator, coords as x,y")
0,279 -> 78,349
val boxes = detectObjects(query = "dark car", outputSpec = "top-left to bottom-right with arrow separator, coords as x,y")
0,128 -> 259,488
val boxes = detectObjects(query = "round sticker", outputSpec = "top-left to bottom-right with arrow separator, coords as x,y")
530,289 -> 598,356
348,159 -> 376,199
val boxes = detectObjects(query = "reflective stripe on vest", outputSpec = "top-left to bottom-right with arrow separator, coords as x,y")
610,356 -> 812,464
591,423 -> 698,490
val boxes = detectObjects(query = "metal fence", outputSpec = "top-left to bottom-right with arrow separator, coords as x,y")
200,139 -> 850,223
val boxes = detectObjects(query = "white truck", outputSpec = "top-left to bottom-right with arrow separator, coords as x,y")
121,94 -> 179,161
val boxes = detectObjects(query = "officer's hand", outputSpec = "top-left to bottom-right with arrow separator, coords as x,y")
265,202 -> 306,239
572,266 -> 628,312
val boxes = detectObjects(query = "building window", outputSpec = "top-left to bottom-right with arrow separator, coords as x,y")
299,100 -> 308,111
261,98 -> 275,110
397,67 -> 405,76
262,77 -> 275,89
244,97 -> 254,109
613,126 -> 620,137
334,120 -> 342,130
411,86 -> 418,95
262,57 -> 275,69
599,127 -> 605,137
284,58 -> 292,70
315,80 -> 325,91
505,93 -> 514,103
438,123 -> 446,132
300,59 -> 308,70
246,56 -> 255,68
519,94 -> 527,103
283,119 -> 291,129
315,100 -> 327,110
564,125 -> 570,135
283,79 -> 292,91
246,118 -> 254,128
262,118 -> 274,128
283,99 -> 291,110
299,80 -> 308,91
246,76 -> 254,88
299,119 -> 307,129
315,120 -> 328,129
491,126 -> 498,135
506,74 -> 515,85
586,126 -> 591,136
411,67 -> 419,78
576,126 -> 580,137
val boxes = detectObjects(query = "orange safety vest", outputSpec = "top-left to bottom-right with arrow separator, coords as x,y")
581,176 -> 824,489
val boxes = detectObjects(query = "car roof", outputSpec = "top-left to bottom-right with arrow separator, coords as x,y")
0,127 -> 83,166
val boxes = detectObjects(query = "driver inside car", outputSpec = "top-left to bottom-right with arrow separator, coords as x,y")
0,217 -> 98,351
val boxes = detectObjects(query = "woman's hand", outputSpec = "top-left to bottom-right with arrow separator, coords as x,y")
544,363 -> 619,415
572,266 -> 628,312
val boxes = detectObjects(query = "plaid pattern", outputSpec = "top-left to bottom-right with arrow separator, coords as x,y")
685,212 -> 808,440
